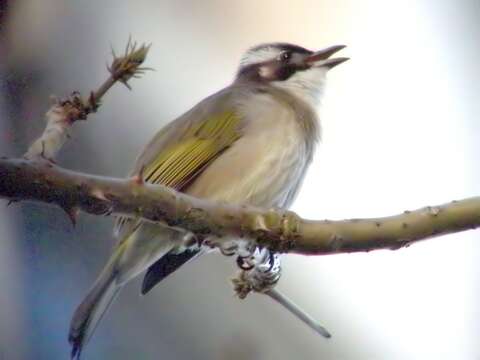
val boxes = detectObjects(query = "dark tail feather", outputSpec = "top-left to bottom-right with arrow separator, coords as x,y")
69,268 -> 121,359
141,249 -> 201,295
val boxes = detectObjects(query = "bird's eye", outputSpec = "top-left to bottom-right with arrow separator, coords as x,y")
278,51 -> 291,62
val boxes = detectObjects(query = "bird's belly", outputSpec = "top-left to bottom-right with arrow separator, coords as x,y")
186,120 -> 308,209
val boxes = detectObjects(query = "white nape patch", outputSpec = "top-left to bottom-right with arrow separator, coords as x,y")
239,44 -> 328,108
273,66 -> 328,108
240,47 -> 282,67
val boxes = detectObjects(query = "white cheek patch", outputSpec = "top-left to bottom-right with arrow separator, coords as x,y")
258,65 -> 275,79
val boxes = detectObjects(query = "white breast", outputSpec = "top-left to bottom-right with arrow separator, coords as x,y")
186,92 -> 309,209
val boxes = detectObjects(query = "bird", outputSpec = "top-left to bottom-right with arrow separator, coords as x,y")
68,42 -> 348,359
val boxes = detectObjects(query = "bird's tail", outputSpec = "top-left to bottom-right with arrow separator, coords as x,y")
69,259 -> 121,360
68,224 -> 179,359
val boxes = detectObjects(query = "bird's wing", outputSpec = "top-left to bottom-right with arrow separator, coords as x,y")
113,88 -> 243,240
142,110 -> 241,188
141,247 -> 202,294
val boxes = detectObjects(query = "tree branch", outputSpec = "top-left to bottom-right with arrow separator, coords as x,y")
3,20 -> 476,349
1,157 -> 478,255
3,38 -> 479,308
24,38 -> 151,161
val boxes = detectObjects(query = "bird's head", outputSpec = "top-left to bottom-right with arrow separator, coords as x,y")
236,43 -> 348,106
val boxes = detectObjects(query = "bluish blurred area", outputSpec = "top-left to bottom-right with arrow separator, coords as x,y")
0,1 -> 479,359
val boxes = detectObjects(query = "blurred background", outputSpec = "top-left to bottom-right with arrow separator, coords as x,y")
0,0 -> 479,359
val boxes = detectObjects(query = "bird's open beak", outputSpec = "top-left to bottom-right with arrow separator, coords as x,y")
304,45 -> 349,69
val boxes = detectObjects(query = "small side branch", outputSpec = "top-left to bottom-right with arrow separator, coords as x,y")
1,158 -> 479,255
24,39 -> 151,161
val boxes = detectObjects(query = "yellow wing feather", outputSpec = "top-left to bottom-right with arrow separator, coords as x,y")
144,110 -> 240,187
114,110 -> 241,238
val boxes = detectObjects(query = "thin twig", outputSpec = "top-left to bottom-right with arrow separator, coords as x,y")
266,289 -> 331,338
